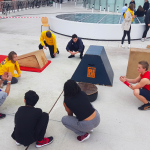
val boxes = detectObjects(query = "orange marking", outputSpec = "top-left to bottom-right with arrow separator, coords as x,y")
87,67 -> 96,78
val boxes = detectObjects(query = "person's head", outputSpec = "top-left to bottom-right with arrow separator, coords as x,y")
46,31 -> 52,38
129,3 -> 135,11
72,34 -> 78,43
64,79 -> 81,98
8,51 -> 17,63
131,0 -> 134,2
138,5 -> 144,11
137,61 -> 149,73
125,3 -> 127,6
146,0 -> 148,2
24,90 -> 39,107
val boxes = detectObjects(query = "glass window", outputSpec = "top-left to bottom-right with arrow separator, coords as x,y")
115,0 -> 124,13
107,0 -> 115,12
100,0 -> 107,11
94,0 -> 100,10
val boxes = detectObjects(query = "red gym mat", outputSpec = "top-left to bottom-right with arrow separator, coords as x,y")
0,55 -> 51,73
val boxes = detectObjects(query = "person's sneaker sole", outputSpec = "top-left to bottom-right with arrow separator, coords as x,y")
36,139 -> 53,148
138,107 -> 150,110
0,116 -> 6,119
79,134 -> 90,142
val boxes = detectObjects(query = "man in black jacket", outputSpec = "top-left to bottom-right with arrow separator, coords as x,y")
143,0 -> 149,15
66,34 -> 85,59
141,9 -> 150,42
12,90 -> 53,148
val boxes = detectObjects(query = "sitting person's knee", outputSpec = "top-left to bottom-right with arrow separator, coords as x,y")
133,89 -> 139,96
61,116 -> 68,125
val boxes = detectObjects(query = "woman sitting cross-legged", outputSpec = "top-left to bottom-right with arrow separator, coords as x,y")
62,79 -> 100,142
0,51 -> 21,87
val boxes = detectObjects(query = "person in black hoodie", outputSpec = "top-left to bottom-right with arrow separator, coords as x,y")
143,0 -> 149,15
135,5 -> 145,17
12,90 -> 53,148
66,34 -> 85,59
141,9 -> 150,41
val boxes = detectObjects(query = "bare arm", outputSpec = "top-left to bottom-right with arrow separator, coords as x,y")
4,73 -> 12,96
126,75 -> 141,84
63,102 -> 73,116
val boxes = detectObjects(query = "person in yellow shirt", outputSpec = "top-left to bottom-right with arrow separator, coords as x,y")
0,51 -> 21,86
39,30 -> 59,58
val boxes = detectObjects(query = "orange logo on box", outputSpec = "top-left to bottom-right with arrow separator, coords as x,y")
87,67 -> 96,78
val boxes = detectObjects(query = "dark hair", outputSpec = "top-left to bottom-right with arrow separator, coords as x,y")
125,3 -> 127,6
137,5 -> 144,12
64,80 -> 81,98
72,34 -> 77,39
129,3 -> 135,10
139,61 -> 149,71
25,90 -> 39,106
46,31 -> 52,38
8,51 -> 17,62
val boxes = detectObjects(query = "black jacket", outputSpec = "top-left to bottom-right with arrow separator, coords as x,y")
66,37 -> 84,52
135,10 -> 145,17
145,9 -> 150,23
143,1 -> 149,11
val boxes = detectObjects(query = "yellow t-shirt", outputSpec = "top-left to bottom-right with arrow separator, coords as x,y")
40,31 -> 57,53
0,58 -> 21,77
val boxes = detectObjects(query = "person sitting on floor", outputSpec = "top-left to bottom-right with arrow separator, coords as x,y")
120,61 -> 150,110
0,51 -> 21,87
39,30 -> 59,58
66,34 -> 85,59
62,79 -> 100,142
12,90 -> 53,147
0,72 -> 12,119
135,5 -> 145,17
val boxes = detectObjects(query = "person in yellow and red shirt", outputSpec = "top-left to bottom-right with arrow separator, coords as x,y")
0,51 -> 21,86
39,30 -> 59,58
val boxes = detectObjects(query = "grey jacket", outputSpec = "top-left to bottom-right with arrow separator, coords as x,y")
122,11 -> 132,31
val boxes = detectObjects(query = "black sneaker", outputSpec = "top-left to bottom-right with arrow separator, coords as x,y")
57,49 -> 59,54
80,56 -> 83,59
138,103 -> 150,110
68,55 -> 75,58
0,113 -> 6,119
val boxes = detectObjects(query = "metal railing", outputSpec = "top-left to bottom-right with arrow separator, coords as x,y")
0,0 -> 53,15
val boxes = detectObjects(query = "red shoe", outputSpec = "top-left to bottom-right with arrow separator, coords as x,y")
36,137 -> 53,148
77,133 -> 90,142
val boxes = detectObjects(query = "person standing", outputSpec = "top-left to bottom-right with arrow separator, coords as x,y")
121,3 -> 136,49
143,0 -> 149,15
66,34 -> 85,59
130,0 -> 136,12
141,9 -> 150,42
62,80 -> 100,142
39,30 -> 59,58
0,72 -> 12,119
135,5 -> 145,17
121,4 -> 128,23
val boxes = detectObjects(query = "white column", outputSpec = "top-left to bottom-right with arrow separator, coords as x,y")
100,5 -> 101,12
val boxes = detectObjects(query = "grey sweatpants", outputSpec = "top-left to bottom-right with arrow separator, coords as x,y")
62,110 -> 100,136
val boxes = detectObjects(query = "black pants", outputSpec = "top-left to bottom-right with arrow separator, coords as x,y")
69,45 -> 85,58
34,112 -> 49,141
39,41 -> 55,58
142,23 -> 150,38
121,26 -> 131,44
0,75 -> 18,85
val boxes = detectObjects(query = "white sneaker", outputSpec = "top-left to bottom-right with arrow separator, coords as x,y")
16,141 -> 21,146
121,44 -> 125,48
88,129 -> 94,133
141,38 -> 145,42
128,44 -> 131,49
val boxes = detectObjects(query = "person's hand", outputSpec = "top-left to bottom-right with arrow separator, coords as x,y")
19,74 -> 21,77
7,73 -> 12,81
71,52 -> 76,55
132,16 -> 136,19
120,76 -> 126,83
145,10 -> 146,12
43,45 -> 47,50
1,72 -> 8,81
53,53 -> 56,57
148,24 -> 150,27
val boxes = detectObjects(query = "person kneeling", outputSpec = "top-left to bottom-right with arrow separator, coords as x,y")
62,80 -> 100,142
11,90 -> 53,148
0,51 -> 21,87
66,34 -> 85,59
120,61 -> 150,110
